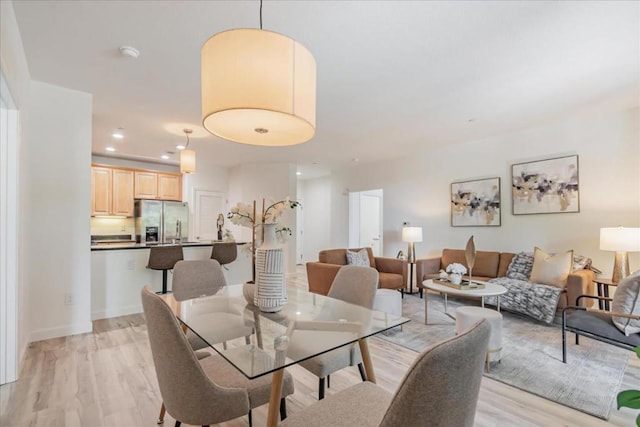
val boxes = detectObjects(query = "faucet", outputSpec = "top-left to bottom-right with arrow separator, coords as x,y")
176,219 -> 182,243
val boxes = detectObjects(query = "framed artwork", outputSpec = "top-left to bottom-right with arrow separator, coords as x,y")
451,177 -> 501,227
511,155 -> 579,215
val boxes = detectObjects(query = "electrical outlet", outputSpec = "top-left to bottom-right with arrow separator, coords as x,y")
120,223 -> 126,232
64,293 -> 74,305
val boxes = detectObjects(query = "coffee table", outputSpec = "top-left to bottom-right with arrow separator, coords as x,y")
421,278 -> 507,324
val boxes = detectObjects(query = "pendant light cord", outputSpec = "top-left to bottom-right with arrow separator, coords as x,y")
184,131 -> 190,149
259,0 -> 263,29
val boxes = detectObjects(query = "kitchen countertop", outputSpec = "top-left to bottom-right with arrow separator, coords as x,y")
90,241 -> 247,251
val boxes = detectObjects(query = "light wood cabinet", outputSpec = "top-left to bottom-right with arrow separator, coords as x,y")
134,171 -> 182,201
91,167 -> 134,217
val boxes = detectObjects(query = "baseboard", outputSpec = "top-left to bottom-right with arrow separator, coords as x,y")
29,321 -> 93,343
91,304 -> 142,321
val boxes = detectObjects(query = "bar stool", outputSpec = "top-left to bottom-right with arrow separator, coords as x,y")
210,242 -> 238,269
147,245 -> 184,294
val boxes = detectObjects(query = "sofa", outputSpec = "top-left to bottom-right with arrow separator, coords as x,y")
306,247 -> 407,296
415,248 -> 596,311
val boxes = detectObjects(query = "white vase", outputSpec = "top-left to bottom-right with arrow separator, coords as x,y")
450,273 -> 462,285
255,223 -> 287,312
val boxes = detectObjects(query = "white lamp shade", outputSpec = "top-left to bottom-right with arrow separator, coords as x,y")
180,149 -> 196,174
201,29 -> 316,146
600,227 -> 640,251
402,227 -> 423,243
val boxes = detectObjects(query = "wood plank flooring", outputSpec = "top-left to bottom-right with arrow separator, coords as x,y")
1,268 -> 638,426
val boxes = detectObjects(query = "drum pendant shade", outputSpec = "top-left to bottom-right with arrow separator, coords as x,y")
180,149 -> 196,174
201,28 -> 316,146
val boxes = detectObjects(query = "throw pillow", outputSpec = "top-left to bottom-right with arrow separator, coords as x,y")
612,270 -> 640,336
506,252 -> 534,281
529,247 -> 574,288
346,249 -> 370,267
572,254 -> 592,271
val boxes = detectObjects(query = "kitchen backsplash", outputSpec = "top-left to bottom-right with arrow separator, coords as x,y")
91,217 -> 135,237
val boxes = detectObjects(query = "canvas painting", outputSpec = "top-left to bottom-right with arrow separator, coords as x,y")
451,177 -> 501,227
511,155 -> 579,215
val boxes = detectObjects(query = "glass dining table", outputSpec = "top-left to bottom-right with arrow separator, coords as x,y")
161,284 -> 409,427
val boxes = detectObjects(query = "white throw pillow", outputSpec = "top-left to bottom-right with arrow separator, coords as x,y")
612,270 -> 640,336
346,249 -> 370,267
529,247 -> 573,288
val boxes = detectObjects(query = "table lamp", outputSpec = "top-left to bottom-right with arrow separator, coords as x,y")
600,227 -> 640,283
402,226 -> 423,263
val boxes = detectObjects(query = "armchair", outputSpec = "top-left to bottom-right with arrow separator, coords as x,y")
306,247 -> 407,296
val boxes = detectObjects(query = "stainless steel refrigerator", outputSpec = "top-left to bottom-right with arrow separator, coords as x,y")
135,200 -> 189,244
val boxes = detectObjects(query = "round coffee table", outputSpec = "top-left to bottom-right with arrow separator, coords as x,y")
421,279 -> 507,324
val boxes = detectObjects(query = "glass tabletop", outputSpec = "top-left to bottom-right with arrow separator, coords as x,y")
161,284 -> 409,379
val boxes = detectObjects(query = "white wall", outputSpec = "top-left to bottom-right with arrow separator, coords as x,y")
307,107 -> 640,278
21,81 -> 93,342
1,0 -> 32,367
228,163 -> 298,273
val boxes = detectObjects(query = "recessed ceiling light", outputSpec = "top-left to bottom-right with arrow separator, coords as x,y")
119,45 -> 140,59
105,146 -> 116,152
296,171 -> 302,176
161,154 -> 170,160
176,144 -> 186,150
112,132 -> 124,139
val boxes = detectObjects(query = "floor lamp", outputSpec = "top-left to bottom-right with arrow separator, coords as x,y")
600,227 -> 640,283
402,226 -> 423,294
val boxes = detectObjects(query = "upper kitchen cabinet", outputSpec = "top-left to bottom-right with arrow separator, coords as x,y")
91,166 -> 134,217
134,171 -> 182,201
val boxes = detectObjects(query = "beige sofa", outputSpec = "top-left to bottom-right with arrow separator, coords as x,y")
306,247 -> 407,296
415,248 -> 595,310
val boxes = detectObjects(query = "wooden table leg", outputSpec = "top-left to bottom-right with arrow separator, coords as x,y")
267,369 -> 285,427
358,338 -> 376,384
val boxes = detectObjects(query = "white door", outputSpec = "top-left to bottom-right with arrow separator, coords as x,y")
0,73 -> 19,385
360,193 -> 382,256
296,197 -> 304,264
194,190 -> 225,241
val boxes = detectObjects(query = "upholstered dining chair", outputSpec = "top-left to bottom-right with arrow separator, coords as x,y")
147,245 -> 184,294
287,265 -> 379,400
210,242 -> 238,269
280,319 -> 491,427
141,287 -> 294,427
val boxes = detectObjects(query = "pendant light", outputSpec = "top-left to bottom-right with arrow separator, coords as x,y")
201,0 -> 316,146
180,129 -> 196,174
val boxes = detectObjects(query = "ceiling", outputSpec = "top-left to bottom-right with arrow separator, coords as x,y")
12,1 -> 640,178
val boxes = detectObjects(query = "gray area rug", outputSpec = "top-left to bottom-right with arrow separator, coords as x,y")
379,293 -> 630,420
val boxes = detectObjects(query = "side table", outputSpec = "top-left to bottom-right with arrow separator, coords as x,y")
593,277 -> 616,310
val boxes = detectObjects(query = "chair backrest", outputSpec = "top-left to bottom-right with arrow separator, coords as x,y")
172,259 -> 227,301
328,265 -> 379,309
211,242 -> 238,265
379,319 -> 490,427
147,245 -> 184,270
140,287 -> 249,425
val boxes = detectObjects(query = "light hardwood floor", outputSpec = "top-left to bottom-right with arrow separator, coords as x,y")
1,269 -> 638,426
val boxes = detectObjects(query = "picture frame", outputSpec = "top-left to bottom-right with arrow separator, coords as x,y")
511,155 -> 579,215
450,177 -> 501,227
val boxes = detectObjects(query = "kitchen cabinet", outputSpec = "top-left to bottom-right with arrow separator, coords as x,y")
134,171 -> 182,201
91,166 -> 134,217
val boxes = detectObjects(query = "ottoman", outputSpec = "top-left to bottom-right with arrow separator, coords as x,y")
455,306 -> 502,371
373,289 -> 403,333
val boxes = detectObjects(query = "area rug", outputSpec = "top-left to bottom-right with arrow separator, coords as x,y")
379,294 -> 630,420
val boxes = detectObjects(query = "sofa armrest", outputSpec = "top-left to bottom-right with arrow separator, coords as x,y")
306,262 -> 342,296
375,257 -> 408,286
566,269 -> 596,308
415,257 -> 441,283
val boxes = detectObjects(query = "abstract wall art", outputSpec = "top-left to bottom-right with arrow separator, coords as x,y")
511,155 -> 579,215
451,177 -> 501,227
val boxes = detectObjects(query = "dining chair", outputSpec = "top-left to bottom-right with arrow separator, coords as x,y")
287,265 -> 379,400
280,319 -> 491,427
141,287 -> 294,427
210,242 -> 238,269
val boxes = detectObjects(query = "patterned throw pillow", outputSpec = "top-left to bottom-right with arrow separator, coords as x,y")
346,249 -> 370,267
612,270 -> 640,336
506,252 -> 534,281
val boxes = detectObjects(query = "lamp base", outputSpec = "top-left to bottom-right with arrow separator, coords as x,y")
612,251 -> 630,284
407,242 -> 416,263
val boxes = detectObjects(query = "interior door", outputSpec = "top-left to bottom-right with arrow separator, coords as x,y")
194,190 -> 225,242
360,193 -> 382,256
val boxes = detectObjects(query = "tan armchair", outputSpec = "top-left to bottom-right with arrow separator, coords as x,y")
306,247 -> 407,296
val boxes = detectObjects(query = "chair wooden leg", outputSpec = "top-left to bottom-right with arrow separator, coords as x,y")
319,377 -> 325,400
358,362 -> 367,381
280,397 -> 287,420
158,403 -> 166,424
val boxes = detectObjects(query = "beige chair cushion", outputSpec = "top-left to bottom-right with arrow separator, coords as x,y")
530,247 -> 574,287
280,381 -> 391,427
612,270 -> 640,336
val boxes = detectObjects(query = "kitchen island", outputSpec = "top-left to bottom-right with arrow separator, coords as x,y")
91,241 -> 251,320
